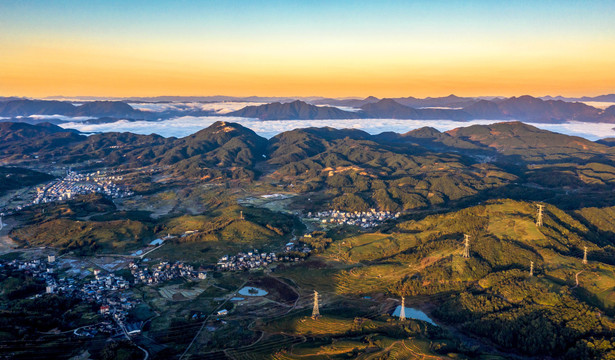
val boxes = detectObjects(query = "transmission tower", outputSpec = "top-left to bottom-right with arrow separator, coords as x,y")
583,246 -> 588,265
311,290 -> 320,319
399,297 -> 406,321
463,234 -> 470,258
0,215 -> 3,231
529,261 -> 534,277
240,211 -> 244,220
536,204 -> 544,227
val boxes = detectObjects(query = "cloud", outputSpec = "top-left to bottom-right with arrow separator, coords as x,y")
581,101 -> 615,110
28,114 -> 96,121
315,104 -> 362,112
58,116 -> 615,141
128,101 -> 265,114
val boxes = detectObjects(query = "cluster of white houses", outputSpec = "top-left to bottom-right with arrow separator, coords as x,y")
216,242 -> 312,271
307,209 -> 401,228
216,250 -> 278,271
129,260 -> 206,285
33,170 -> 133,205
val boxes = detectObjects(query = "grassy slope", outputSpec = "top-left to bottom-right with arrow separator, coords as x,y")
279,199 -> 615,308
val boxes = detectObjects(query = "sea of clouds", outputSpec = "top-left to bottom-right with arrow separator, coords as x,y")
59,116 -> 615,141
51,100 -> 615,140
128,102 -> 265,114
581,101 -> 615,109
25,114 -> 96,121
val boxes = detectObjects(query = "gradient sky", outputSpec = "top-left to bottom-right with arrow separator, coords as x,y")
1,0 -> 614,98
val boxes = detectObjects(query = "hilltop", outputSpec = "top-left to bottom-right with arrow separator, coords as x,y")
228,100 -> 362,120
3,120 -> 615,210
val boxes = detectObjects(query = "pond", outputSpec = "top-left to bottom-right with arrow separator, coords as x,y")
391,306 -> 437,326
238,286 -> 268,296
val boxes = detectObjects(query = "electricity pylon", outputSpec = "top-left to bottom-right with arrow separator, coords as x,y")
463,234 -> 470,258
312,290 -> 320,319
529,261 -> 534,277
536,204 -> 544,227
399,296 -> 406,321
583,246 -> 588,265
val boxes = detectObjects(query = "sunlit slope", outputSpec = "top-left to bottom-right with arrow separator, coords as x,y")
284,200 -> 615,307
267,127 -> 517,211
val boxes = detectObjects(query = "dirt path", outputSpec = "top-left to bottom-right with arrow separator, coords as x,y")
574,270 -> 584,288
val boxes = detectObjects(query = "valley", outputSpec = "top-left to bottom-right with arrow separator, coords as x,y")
2,120 -> 615,359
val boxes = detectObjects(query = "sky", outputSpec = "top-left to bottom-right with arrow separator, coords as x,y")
1,0 -> 614,98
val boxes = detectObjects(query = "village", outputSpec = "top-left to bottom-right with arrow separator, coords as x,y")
216,241 -> 312,271
0,254 -> 215,338
32,169 -> 133,205
306,209 -> 401,228
129,260 -> 207,285
0,255 -> 139,336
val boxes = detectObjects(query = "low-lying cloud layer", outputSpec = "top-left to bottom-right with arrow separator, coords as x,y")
59,116 -> 615,141
25,114 -> 96,121
128,102 -> 265,114
581,101 -> 615,110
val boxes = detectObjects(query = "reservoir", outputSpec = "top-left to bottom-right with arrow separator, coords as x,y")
391,306 -> 437,326
238,286 -> 268,296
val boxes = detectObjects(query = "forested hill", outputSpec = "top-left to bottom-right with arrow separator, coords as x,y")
228,100 -> 362,120
3,120 -> 615,210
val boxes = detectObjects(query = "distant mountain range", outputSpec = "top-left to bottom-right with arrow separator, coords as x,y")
540,94 -> 615,102
311,94 -> 481,108
39,93 -> 615,105
230,96 -> 615,123
0,100 -> 143,118
2,94 -> 615,124
227,100 -> 362,120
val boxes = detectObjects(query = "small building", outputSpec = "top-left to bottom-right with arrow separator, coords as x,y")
217,309 -> 228,316
47,255 -> 55,263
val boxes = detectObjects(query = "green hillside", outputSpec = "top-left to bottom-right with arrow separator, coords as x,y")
267,135 -> 516,211
274,199 -> 615,357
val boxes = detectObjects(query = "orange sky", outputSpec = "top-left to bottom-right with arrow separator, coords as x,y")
1,1 -> 614,98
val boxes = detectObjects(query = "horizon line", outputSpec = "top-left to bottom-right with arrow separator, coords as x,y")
3,92 -> 615,101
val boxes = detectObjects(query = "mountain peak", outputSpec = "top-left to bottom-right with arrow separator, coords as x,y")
228,100 -> 361,120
